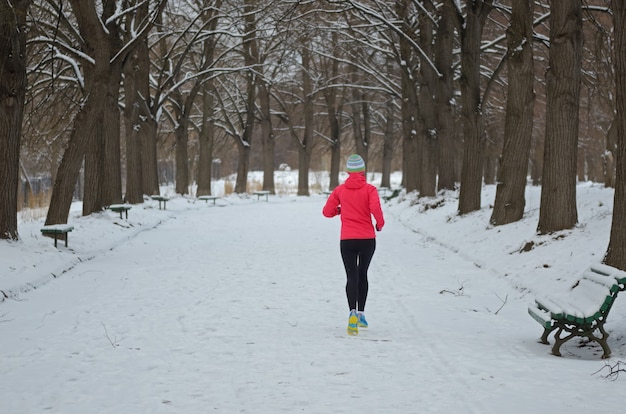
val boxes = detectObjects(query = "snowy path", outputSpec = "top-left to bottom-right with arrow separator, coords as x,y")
0,196 -> 623,413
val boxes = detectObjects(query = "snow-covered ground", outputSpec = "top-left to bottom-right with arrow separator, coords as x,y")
1,171 -> 625,413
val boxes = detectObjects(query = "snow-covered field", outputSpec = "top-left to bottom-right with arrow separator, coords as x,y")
1,171 -> 625,413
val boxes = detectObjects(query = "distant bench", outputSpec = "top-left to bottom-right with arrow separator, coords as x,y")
198,195 -> 219,205
151,195 -> 169,210
40,224 -> 74,248
109,204 -> 132,219
253,190 -> 270,202
528,263 -> 626,359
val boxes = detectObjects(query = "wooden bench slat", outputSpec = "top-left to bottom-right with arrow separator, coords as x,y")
581,270 -> 620,293
528,305 -> 554,329
590,263 -> 626,287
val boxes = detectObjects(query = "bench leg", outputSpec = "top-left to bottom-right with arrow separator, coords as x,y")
552,322 -> 612,359
595,324 -> 612,359
551,327 -> 575,357
540,326 -> 555,345
65,233 -> 68,248
53,234 -> 58,248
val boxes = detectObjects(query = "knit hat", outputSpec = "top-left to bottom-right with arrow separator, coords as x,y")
346,154 -> 366,173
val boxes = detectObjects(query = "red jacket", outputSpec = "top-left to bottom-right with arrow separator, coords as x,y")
323,173 -> 385,240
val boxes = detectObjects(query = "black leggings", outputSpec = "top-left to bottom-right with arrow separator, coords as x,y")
340,239 -> 376,312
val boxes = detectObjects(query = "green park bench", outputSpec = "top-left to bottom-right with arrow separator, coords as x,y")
40,224 -> 74,248
198,195 -> 219,205
151,195 -> 169,210
528,263 -> 626,359
109,204 -> 132,219
253,190 -> 270,201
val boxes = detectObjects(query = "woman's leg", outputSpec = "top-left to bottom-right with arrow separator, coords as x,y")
340,240 -> 359,311
356,239 -> 376,312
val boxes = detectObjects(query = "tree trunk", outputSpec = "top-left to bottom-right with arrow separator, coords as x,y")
83,1 -> 124,214
329,138 -> 341,190
324,91 -> 342,190
490,0 -> 535,226
174,76 -> 202,196
123,51 -> 145,203
418,1 -> 438,198
234,0 -> 257,195
174,117 -> 190,195
122,3 -> 151,204
0,0 -> 30,240
436,0 -> 457,192
46,90 -> 105,225
47,0 -> 110,225
259,81 -> 275,193
604,118 -> 617,188
397,0 -> 419,192
298,46 -> 314,196
234,71 -> 255,194
195,1 -> 222,196
234,140 -> 251,194
83,115 -> 106,215
458,0 -> 493,215
142,115 -> 159,195
381,97 -> 394,189
351,73 -> 368,161
604,0 -> 626,270
530,135 -> 543,186
197,87 -> 215,196
323,37 -> 342,191
537,1 -> 582,234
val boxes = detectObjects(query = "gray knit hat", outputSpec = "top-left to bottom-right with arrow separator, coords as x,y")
346,154 -> 366,173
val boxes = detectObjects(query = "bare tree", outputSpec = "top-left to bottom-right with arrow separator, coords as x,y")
395,0 -> 420,192
435,0 -> 458,192
122,1 -> 152,203
319,31 -> 345,191
45,0 -> 165,225
490,0 -> 535,226
604,0 -> 626,270
455,0 -> 494,215
0,0 -> 30,240
537,1 -> 582,234
417,0 -> 437,197
196,0 -> 224,197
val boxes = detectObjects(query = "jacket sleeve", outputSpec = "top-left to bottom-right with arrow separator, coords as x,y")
369,186 -> 385,230
322,188 -> 341,217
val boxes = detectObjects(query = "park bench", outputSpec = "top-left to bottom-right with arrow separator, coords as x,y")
198,195 -> 219,205
40,224 -> 74,248
528,263 -> 626,359
109,204 -> 132,219
253,190 -> 270,201
151,195 -> 169,210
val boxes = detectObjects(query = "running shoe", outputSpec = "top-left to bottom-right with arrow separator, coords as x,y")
347,310 -> 358,336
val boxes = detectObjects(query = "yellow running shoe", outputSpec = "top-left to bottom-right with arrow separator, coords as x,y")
347,310 -> 358,336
